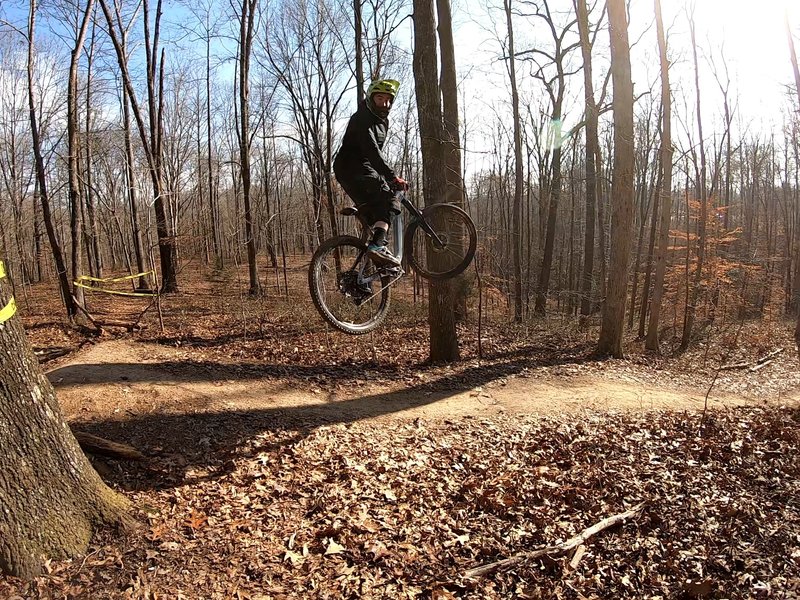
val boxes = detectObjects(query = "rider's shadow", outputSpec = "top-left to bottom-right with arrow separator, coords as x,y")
55,341 -> 593,491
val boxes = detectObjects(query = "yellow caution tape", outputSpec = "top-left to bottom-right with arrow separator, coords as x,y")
0,297 -> 16,324
0,261 -> 14,324
73,281 -> 158,297
76,270 -> 154,284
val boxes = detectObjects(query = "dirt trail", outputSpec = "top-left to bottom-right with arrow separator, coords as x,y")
47,339 -> 795,425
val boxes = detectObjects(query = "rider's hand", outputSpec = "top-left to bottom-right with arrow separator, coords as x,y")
392,176 -> 409,191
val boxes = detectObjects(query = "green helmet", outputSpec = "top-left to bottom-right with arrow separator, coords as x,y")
367,79 -> 400,99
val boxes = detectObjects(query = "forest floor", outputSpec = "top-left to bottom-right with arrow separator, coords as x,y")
2,261 -> 800,598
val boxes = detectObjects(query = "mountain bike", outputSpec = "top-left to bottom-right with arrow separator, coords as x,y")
308,190 -> 477,335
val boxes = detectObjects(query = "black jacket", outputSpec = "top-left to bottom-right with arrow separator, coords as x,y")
333,100 -> 396,187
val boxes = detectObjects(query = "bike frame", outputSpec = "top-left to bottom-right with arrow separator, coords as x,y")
398,192 -> 447,251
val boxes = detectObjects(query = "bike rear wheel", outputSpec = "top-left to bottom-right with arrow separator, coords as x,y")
308,235 -> 392,335
404,203 -> 477,280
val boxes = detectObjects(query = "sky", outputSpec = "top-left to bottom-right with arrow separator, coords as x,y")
423,0 -> 800,174
2,0 -> 799,173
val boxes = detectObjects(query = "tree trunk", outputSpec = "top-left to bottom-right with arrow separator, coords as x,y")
0,260 -> 129,579
436,0 -> 468,321
84,17 -> 102,279
786,7 -> 800,351
534,142 -> 563,316
679,9 -> 708,353
413,0 -> 459,361
68,0 -> 95,312
504,0 -> 524,321
639,162 -> 661,337
238,0 -> 260,296
206,34 -> 221,267
99,0 -> 178,292
27,0 -> 76,320
122,79 -> 148,290
645,0 -> 673,352
597,0 -> 635,357
354,0 -> 364,102
575,0 -> 598,322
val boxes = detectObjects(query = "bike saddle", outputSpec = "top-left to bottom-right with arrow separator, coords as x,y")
339,206 -> 359,216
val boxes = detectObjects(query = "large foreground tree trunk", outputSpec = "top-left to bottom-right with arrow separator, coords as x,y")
413,0 -> 459,362
597,0 -> 635,357
0,260 -> 130,579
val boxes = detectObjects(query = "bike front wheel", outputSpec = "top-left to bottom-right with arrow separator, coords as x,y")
308,235 -> 392,335
404,203 -> 477,280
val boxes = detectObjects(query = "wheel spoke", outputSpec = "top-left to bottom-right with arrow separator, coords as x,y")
309,237 -> 392,334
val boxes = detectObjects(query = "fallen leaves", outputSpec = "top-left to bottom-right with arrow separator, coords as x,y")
2,407 -> 799,599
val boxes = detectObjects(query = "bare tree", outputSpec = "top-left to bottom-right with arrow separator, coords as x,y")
66,0 -> 96,312
786,7 -> 800,353
26,0 -> 77,318
596,0 -> 634,357
260,0 -> 351,247
99,0 -> 179,292
413,0 -> 459,361
574,0 -> 603,321
232,0 -> 261,295
516,2 -> 580,318
503,0 -> 524,321
679,3 -> 708,352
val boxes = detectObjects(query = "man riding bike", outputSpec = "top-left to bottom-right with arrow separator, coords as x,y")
333,78 -> 408,268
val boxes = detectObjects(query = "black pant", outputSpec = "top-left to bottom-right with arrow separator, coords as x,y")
338,175 -> 400,225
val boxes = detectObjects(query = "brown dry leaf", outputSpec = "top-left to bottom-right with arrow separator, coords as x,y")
682,578 -> 714,597
147,523 -> 167,542
363,540 -> 390,560
184,509 -> 208,531
324,539 -> 346,556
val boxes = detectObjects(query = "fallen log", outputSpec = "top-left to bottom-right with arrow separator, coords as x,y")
756,348 -> 783,364
718,362 -> 749,371
749,360 -> 773,373
463,502 -> 646,579
70,428 -> 147,461
33,347 -> 72,362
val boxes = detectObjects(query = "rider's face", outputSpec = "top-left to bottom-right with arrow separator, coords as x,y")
372,92 -> 393,112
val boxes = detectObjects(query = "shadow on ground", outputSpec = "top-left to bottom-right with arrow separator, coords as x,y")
53,342 -> 599,492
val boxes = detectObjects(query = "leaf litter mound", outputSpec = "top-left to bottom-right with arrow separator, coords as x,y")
2,406 -> 799,599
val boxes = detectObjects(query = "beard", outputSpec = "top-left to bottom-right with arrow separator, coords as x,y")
369,100 -> 391,119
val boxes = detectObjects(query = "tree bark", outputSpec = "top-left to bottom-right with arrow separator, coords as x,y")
503,0 -> 524,321
0,260 -> 129,579
597,0 -> 635,357
645,0 -> 673,352
413,0 -> 459,361
68,0 -> 96,312
575,0 -> 598,322
238,0 -> 260,295
354,0 -> 364,102
436,0 -> 468,321
679,8 -> 708,353
786,8 -> 800,351
99,0 -> 178,292
27,0 -> 77,319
